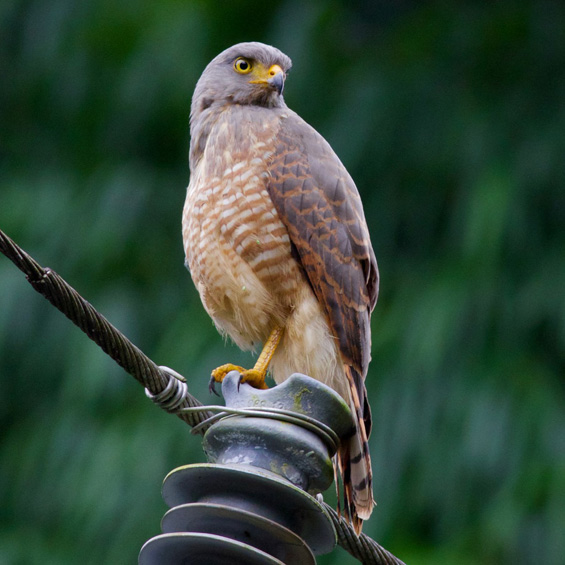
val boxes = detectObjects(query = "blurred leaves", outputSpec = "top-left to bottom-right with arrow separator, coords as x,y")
1,1 -> 564,564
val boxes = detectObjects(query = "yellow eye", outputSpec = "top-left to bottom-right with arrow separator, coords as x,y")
234,58 -> 252,74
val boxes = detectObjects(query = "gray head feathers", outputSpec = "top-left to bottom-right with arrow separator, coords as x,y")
191,42 -> 292,122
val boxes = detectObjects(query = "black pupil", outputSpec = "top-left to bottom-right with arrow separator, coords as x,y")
238,60 -> 249,70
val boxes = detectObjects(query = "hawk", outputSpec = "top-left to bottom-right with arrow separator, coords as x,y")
182,42 -> 379,532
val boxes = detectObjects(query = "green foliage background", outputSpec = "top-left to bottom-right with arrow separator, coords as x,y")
1,1 -> 564,563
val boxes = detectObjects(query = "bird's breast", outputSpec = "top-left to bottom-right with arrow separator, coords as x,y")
182,111 -> 304,347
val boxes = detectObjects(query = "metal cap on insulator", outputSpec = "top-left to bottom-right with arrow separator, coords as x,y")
139,371 -> 355,564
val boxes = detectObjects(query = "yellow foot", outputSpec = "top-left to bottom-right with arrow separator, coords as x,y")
209,364 -> 269,396
238,368 -> 269,390
211,363 -> 246,382
209,326 -> 283,396
209,363 -> 245,396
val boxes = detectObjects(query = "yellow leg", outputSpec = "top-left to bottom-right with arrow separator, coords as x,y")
210,326 -> 284,392
244,325 -> 284,387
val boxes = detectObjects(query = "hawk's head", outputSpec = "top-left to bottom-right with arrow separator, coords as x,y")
191,42 -> 292,121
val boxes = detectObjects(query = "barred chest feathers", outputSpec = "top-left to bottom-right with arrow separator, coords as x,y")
182,106 -> 305,352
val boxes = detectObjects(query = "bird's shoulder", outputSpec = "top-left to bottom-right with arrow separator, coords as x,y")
272,110 -> 365,210
267,108 -> 379,314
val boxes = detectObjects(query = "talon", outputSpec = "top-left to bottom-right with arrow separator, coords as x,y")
208,328 -> 282,394
208,375 -> 220,397
238,368 -> 269,390
210,363 -> 246,396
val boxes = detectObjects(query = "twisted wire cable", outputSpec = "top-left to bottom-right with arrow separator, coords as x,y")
0,228 -> 212,430
0,227 -> 404,565
321,502 -> 406,565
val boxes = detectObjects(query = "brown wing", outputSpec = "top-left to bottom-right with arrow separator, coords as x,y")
267,110 -> 379,530
267,110 -> 378,382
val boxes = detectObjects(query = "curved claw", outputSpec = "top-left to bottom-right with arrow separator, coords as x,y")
210,363 -> 246,397
237,369 -> 269,391
208,375 -> 221,397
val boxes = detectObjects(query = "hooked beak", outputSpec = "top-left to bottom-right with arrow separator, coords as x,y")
267,65 -> 285,95
249,64 -> 285,96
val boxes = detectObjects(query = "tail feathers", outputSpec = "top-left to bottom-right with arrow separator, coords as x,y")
336,365 -> 374,534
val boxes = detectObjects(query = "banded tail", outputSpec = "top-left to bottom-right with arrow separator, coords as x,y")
337,365 -> 374,534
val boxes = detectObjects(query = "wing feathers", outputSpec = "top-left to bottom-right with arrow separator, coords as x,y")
266,110 -> 378,529
267,112 -> 378,375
